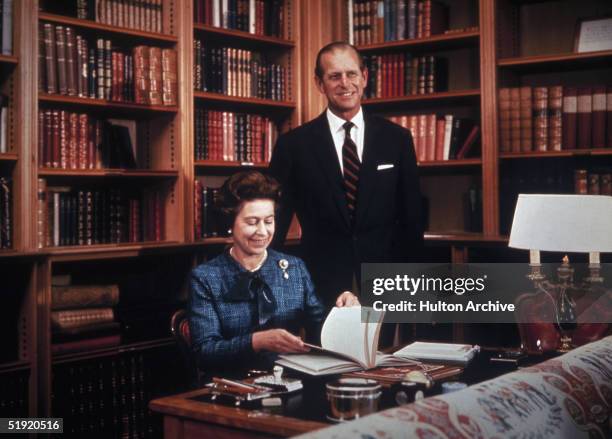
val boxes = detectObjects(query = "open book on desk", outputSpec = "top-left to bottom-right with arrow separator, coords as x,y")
276,306 -> 420,376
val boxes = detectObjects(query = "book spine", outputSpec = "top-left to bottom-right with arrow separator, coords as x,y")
498,88 -> 511,153
55,26 -> 68,95
509,87 -> 521,153
592,85 -> 606,149
548,86 -> 562,152
577,87 -> 592,149
52,285 -> 120,310
562,86 -> 577,150
533,86 -> 548,152
519,86 -> 532,152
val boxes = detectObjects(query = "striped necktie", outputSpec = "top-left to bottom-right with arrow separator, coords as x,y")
342,121 -> 360,223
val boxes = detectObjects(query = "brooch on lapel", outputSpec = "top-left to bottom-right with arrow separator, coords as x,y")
279,259 -> 289,279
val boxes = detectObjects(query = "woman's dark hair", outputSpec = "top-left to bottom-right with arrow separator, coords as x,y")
217,171 -> 281,229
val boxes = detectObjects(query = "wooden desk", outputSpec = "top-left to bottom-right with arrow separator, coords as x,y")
149,387 -> 328,439
149,351 -> 531,438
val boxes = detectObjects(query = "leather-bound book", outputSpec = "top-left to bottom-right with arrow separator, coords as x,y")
68,112 -> 78,169
44,110 -> 53,167
78,113 -> 88,169
161,48 -> 178,106
133,45 -> 149,104
577,86 -> 592,148
533,86 -> 548,151
38,24 -> 47,92
65,27 -> 77,96
548,86 -> 562,151
38,109 -> 45,166
59,110 -> 68,169
55,26 -> 68,95
425,113 -> 437,161
51,110 -> 60,168
77,190 -> 85,245
592,85 -> 606,148
103,40 -> 111,100
498,88 -> 511,152
562,86 -> 577,149
43,23 -> 58,94
509,87 -> 521,152
148,47 -> 163,105
519,86 -> 532,152
417,114 -> 427,162
96,38 -> 105,99
435,118 -> 446,161
574,169 -> 588,194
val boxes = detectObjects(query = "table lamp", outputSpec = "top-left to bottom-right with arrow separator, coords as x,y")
509,194 -> 612,351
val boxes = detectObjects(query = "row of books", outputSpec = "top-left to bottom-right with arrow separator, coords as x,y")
499,86 -> 612,153
38,110 -> 140,170
363,54 -> 447,99
0,176 -> 10,249
37,182 -> 164,248
194,183 -> 227,239
0,0 -> 12,55
348,0 -> 449,46
51,282 -> 121,355
193,42 -> 286,100
0,369 -> 27,417
51,351 -> 164,437
389,114 -> 479,162
44,0 -> 163,34
194,108 -> 277,162
193,0 -> 284,37
0,94 -> 8,154
574,169 -> 612,196
39,24 -> 178,105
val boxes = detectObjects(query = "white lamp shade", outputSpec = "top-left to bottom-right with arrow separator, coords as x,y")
509,194 -> 612,253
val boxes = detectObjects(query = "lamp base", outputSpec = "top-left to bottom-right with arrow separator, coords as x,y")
557,335 -> 573,353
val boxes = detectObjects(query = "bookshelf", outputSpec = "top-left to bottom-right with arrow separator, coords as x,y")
0,0 -> 305,432
496,0 -> 612,234
190,0 -> 301,242
22,0 -> 192,432
0,0 -> 609,428
346,0 -> 484,236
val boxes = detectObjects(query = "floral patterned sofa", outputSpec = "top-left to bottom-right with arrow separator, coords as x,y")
295,336 -> 612,439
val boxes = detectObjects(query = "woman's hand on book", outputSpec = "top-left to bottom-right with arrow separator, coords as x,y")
252,329 -> 311,354
336,291 -> 360,307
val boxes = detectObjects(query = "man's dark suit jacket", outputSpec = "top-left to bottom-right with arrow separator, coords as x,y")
269,111 -> 423,307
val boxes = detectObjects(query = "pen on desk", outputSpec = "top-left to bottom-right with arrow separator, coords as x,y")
213,377 -> 259,391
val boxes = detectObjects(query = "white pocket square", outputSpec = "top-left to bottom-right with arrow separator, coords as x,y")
377,164 -> 394,170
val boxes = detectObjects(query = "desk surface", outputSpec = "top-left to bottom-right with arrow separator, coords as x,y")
149,385 -> 328,438
149,351 -> 543,438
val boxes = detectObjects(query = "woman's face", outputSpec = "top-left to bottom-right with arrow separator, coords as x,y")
232,199 -> 275,259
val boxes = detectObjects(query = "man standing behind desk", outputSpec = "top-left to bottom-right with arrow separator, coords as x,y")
270,41 -> 423,310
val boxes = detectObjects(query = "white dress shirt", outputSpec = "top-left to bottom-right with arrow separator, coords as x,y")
326,108 -> 365,174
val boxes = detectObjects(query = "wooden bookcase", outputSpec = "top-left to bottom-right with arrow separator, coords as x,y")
189,0 -> 301,243
345,0 -> 486,236
1,0 -> 610,428
496,0 -> 612,234
337,0 -> 612,241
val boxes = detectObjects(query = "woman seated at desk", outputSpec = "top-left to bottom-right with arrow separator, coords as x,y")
189,171 -> 359,377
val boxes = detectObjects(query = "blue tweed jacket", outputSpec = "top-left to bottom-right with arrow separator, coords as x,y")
189,249 -> 325,373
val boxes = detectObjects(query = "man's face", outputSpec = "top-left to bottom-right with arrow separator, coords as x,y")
315,48 -> 368,120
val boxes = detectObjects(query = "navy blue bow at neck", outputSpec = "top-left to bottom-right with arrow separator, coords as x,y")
225,270 -> 277,327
